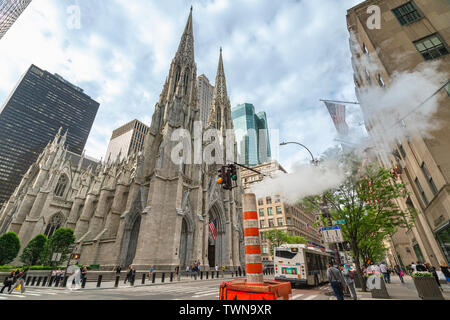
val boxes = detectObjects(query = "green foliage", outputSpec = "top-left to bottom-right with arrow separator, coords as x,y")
0,265 -> 62,271
20,234 -> 48,266
263,229 -> 306,255
412,272 -> 433,278
301,149 -> 417,291
0,232 -> 21,265
41,228 -> 75,266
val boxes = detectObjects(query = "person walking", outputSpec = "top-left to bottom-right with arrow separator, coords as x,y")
115,265 -> 121,275
9,268 -> 28,294
1,271 -> 15,293
148,265 -> 155,278
394,265 -> 405,283
380,262 -> 390,283
124,265 -> 132,284
341,265 -> 357,300
327,263 -> 345,301
415,261 -> 427,272
130,266 -> 136,285
80,266 -> 87,286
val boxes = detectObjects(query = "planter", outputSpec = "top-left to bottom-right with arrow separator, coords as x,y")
413,277 -> 444,300
367,274 -> 390,299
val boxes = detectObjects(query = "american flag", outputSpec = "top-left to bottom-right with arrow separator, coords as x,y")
209,218 -> 218,240
324,101 -> 349,136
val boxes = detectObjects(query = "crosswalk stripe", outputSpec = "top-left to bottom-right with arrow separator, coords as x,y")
22,292 -> 41,296
192,291 -> 220,298
0,296 -> 6,299
303,295 -> 317,300
292,294 -> 304,300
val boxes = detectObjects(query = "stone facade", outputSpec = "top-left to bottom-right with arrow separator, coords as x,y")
347,0 -> 450,267
0,9 -> 244,271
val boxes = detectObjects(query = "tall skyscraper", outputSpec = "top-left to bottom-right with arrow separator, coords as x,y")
197,74 -> 214,128
0,0 -> 32,40
0,64 -> 100,205
231,103 -> 271,166
347,0 -> 450,267
105,119 -> 150,162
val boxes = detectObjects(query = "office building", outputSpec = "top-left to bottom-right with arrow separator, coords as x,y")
231,103 -> 271,166
0,0 -> 32,40
105,119 -> 150,162
0,64 -> 99,205
347,0 -> 450,267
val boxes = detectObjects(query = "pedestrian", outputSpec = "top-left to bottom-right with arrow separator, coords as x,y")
9,268 -> 28,294
124,265 -> 132,284
395,265 -> 404,283
130,266 -> 136,285
115,265 -> 121,275
410,262 -> 417,273
327,263 -> 345,301
215,265 -> 218,271
186,265 -> 190,272
1,271 -> 15,293
380,261 -> 390,283
175,265 -> 179,275
341,265 -> 357,300
148,265 -> 155,278
81,266 -> 87,285
415,261 -> 427,272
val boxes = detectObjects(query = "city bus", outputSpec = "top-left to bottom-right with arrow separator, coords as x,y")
274,244 -> 332,287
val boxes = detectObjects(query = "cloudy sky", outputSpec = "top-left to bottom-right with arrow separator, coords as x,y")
0,0 -> 367,171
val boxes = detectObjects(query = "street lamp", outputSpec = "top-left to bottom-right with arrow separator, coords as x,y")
279,141 -> 319,166
280,141 -> 341,265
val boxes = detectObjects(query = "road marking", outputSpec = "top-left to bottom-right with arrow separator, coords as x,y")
1,294 -> 26,298
26,290 -> 57,295
303,295 -> 317,300
292,294 -> 304,300
22,292 -> 41,296
0,296 -> 7,299
192,291 -> 220,298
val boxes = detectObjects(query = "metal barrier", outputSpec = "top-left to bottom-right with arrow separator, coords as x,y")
25,276 -> 31,286
48,276 -> 54,287
36,276 -> 42,286
42,276 -> 47,286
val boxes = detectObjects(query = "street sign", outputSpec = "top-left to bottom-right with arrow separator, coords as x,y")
321,226 -> 344,243
332,220 -> 346,225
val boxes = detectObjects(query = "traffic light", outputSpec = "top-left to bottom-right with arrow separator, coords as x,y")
217,168 -> 224,185
229,164 -> 237,181
72,253 -> 80,260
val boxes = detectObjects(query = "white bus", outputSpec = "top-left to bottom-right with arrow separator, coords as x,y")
274,244 -> 332,287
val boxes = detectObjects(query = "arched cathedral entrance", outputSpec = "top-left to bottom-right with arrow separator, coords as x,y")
125,214 -> 141,267
207,202 -> 227,269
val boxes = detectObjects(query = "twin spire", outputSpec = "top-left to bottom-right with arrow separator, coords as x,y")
175,6 -> 194,64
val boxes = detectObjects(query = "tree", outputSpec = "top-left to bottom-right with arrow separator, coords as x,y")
41,228 -> 75,266
0,232 -> 21,265
20,234 -> 48,266
303,151 -> 416,291
263,230 -> 306,257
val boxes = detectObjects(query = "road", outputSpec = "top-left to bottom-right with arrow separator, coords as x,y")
0,279 -> 332,300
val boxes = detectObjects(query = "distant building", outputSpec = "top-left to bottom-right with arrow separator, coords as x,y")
105,119 -> 149,162
347,0 -> 450,267
231,103 -> 271,166
0,0 -> 32,40
197,74 -> 214,128
0,64 -> 99,205
240,161 -> 323,261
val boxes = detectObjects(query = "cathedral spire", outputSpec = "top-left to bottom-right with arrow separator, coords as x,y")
208,48 -> 231,129
175,7 -> 194,64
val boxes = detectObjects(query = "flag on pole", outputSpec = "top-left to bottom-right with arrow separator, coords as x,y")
324,101 -> 349,136
209,218 -> 218,240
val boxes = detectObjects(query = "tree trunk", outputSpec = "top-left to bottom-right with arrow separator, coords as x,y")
352,241 -> 367,292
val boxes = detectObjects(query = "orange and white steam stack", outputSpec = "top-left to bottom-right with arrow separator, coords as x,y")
242,193 -> 264,284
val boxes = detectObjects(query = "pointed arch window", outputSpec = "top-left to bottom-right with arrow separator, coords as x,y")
44,213 -> 64,238
54,174 -> 68,197
174,66 -> 181,88
184,68 -> 190,95
216,110 -> 221,129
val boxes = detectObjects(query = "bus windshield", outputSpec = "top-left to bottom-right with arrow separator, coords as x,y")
275,250 -> 297,259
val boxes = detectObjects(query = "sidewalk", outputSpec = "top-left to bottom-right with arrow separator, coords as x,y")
356,275 -> 450,300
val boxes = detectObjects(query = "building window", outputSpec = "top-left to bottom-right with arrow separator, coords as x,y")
267,207 -> 273,216
286,217 -> 291,225
54,174 -> 68,197
260,232 -> 266,241
362,43 -> 368,55
266,196 -> 272,204
44,213 -> 64,238
415,177 -> 429,207
392,1 -> 423,26
434,222 -> 450,264
260,220 -> 265,229
445,82 -> 450,97
364,68 -> 371,85
277,218 -> 283,226
414,33 -> 449,61
275,195 -> 281,203
262,245 -> 268,254
421,162 -> 438,195
258,198 -> 264,206
397,139 -> 406,158
259,208 -> 265,217
268,219 -> 274,228
276,206 -> 282,215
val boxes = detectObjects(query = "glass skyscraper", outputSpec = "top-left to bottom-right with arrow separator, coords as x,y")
0,0 -> 32,40
0,64 -> 100,205
231,103 -> 271,166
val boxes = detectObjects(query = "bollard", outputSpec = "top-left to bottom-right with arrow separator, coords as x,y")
217,271 -> 220,278
81,277 -> 87,288
36,276 -> 42,286
26,276 -> 31,286
212,271 -> 214,279
42,276 -> 47,286
142,273 -> 146,285
200,271 -> 203,280
206,271 -> 209,280
115,275 -> 120,288
152,272 -> 156,283
97,275 -> 102,288
161,272 -> 165,283
170,272 -> 173,282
